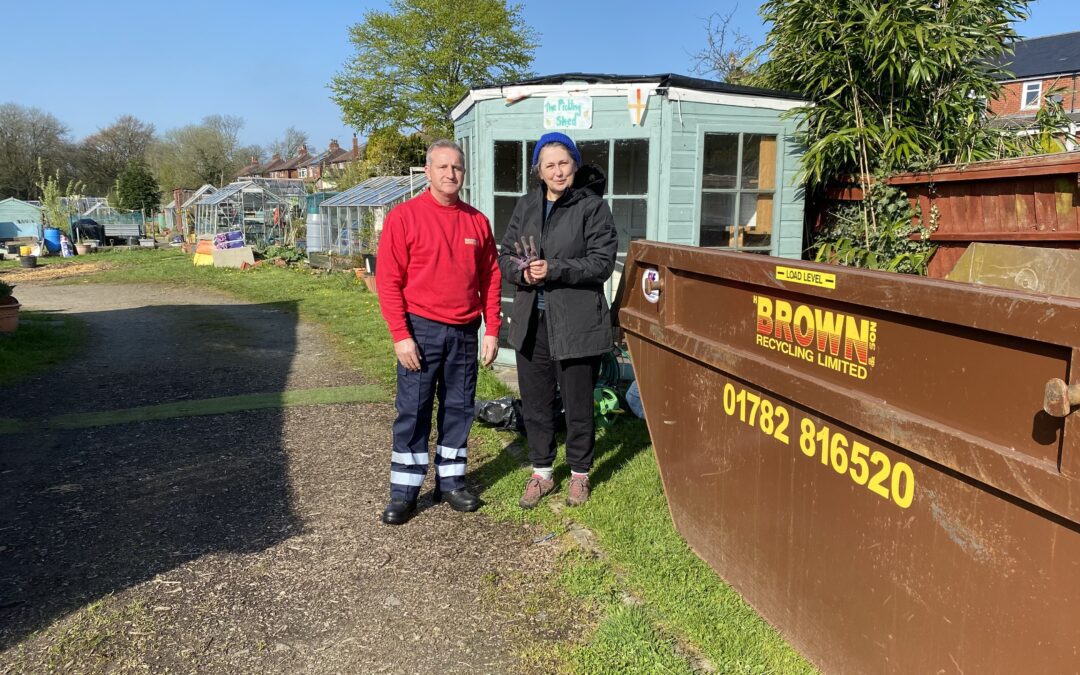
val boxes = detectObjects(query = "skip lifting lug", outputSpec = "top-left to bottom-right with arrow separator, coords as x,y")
1043,378 -> 1080,417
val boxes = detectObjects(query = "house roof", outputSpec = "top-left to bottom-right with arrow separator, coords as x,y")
321,175 -> 429,208
304,147 -> 354,167
238,158 -> 262,175
993,31 -> 1080,80
274,153 -> 312,173
988,110 -> 1080,129
260,156 -> 289,174
452,72 -> 806,121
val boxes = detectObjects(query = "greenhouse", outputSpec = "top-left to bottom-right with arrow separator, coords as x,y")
314,174 -> 428,255
192,178 -> 304,245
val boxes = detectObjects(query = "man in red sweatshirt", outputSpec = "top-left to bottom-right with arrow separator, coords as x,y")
375,139 -> 502,525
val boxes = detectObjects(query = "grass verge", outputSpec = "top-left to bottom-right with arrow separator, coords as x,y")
0,310 -> 87,386
66,249 -> 812,674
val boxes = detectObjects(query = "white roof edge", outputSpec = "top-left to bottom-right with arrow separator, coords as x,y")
452,83 -> 806,120
666,87 -> 807,111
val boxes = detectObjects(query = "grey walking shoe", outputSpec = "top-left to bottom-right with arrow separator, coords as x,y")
566,474 -> 590,507
519,474 -> 555,509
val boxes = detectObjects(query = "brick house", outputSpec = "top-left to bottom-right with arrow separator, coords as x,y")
988,30 -> 1080,139
299,136 -> 364,190
258,153 -> 287,178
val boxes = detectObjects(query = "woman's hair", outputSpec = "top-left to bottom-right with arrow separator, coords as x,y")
532,142 -> 578,176
425,139 -> 465,167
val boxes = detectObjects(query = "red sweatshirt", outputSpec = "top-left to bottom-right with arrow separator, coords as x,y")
376,188 -> 502,342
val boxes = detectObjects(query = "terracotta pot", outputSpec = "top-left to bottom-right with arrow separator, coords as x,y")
363,275 -> 377,295
75,243 -> 90,255
0,298 -> 19,333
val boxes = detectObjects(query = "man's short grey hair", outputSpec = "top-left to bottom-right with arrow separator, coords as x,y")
425,139 -> 465,167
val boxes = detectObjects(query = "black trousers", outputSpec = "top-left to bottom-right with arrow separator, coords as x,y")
515,311 -> 599,473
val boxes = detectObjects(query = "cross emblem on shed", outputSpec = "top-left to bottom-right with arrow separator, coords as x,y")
627,85 -> 650,126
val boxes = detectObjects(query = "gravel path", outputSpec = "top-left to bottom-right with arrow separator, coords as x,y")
0,283 -> 573,674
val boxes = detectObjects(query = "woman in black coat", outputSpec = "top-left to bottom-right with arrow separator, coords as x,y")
497,132 -> 618,509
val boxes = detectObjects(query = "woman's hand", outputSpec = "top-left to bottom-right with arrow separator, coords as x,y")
524,259 -> 549,284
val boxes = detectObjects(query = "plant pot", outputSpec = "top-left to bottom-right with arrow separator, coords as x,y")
20,255 -> 37,269
75,243 -> 91,255
0,298 -> 19,333
363,253 -> 377,275
354,268 -> 378,294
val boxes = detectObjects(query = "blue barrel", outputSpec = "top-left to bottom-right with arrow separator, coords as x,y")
43,227 -> 62,252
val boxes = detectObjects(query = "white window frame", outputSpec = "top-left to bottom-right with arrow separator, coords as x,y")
1021,81 -> 1042,110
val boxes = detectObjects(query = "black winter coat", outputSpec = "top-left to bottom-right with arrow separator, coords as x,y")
498,165 -> 618,360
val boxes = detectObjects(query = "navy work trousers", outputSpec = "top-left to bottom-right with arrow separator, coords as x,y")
390,313 -> 479,501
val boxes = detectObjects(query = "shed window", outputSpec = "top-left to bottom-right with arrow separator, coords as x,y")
700,133 -> 776,251
1022,81 -> 1041,109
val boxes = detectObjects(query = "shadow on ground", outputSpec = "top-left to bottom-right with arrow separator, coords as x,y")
0,301 -> 302,650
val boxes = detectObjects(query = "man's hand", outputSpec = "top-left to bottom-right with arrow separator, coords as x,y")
481,335 -> 499,367
524,259 -> 549,284
394,337 -> 421,371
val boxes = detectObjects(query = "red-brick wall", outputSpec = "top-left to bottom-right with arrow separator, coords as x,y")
989,74 -> 1080,116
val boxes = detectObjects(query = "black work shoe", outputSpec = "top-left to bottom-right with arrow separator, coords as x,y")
381,498 -> 416,525
434,486 -> 481,512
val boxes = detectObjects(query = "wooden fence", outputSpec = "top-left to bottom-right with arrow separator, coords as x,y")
823,152 -> 1080,277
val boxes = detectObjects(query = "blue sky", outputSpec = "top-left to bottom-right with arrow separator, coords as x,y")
4,0 -> 1078,151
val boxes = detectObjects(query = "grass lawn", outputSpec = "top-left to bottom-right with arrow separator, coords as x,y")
61,248 -> 812,674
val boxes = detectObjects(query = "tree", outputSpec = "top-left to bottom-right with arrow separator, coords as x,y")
115,162 -> 161,216
78,115 -> 156,195
148,115 -> 259,192
330,0 -> 537,137
752,0 -> 1030,188
327,129 -> 428,190
690,9 -> 760,84
268,126 -> 312,160
0,103 -> 73,200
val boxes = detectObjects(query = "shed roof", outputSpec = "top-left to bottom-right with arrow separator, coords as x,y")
181,184 -> 216,208
196,181 -> 290,207
321,175 -> 429,208
0,197 -> 42,212
993,31 -> 1080,80
452,72 -> 806,120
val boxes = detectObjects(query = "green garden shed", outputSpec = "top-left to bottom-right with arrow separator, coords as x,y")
451,73 -> 808,354
0,198 -> 43,242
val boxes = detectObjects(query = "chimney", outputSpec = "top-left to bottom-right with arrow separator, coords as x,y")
250,155 -> 257,165
352,134 -> 360,160
272,152 -> 281,161
297,144 -> 307,157
329,138 -> 340,152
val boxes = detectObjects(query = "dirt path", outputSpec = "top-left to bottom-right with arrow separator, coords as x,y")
0,283 -> 573,673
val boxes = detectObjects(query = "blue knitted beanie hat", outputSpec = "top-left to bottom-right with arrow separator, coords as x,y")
532,132 -> 582,167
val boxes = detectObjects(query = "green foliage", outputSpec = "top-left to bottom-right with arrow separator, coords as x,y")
0,281 -> 13,298
1017,87 -> 1080,154
753,0 -> 1030,187
115,161 -> 161,216
78,115 -> 156,195
328,129 -> 428,190
330,0 -> 537,137
35,158 -> 83,240
259,244 -> 306,265
148,115 -> 258,193
813,181 -> 937,274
